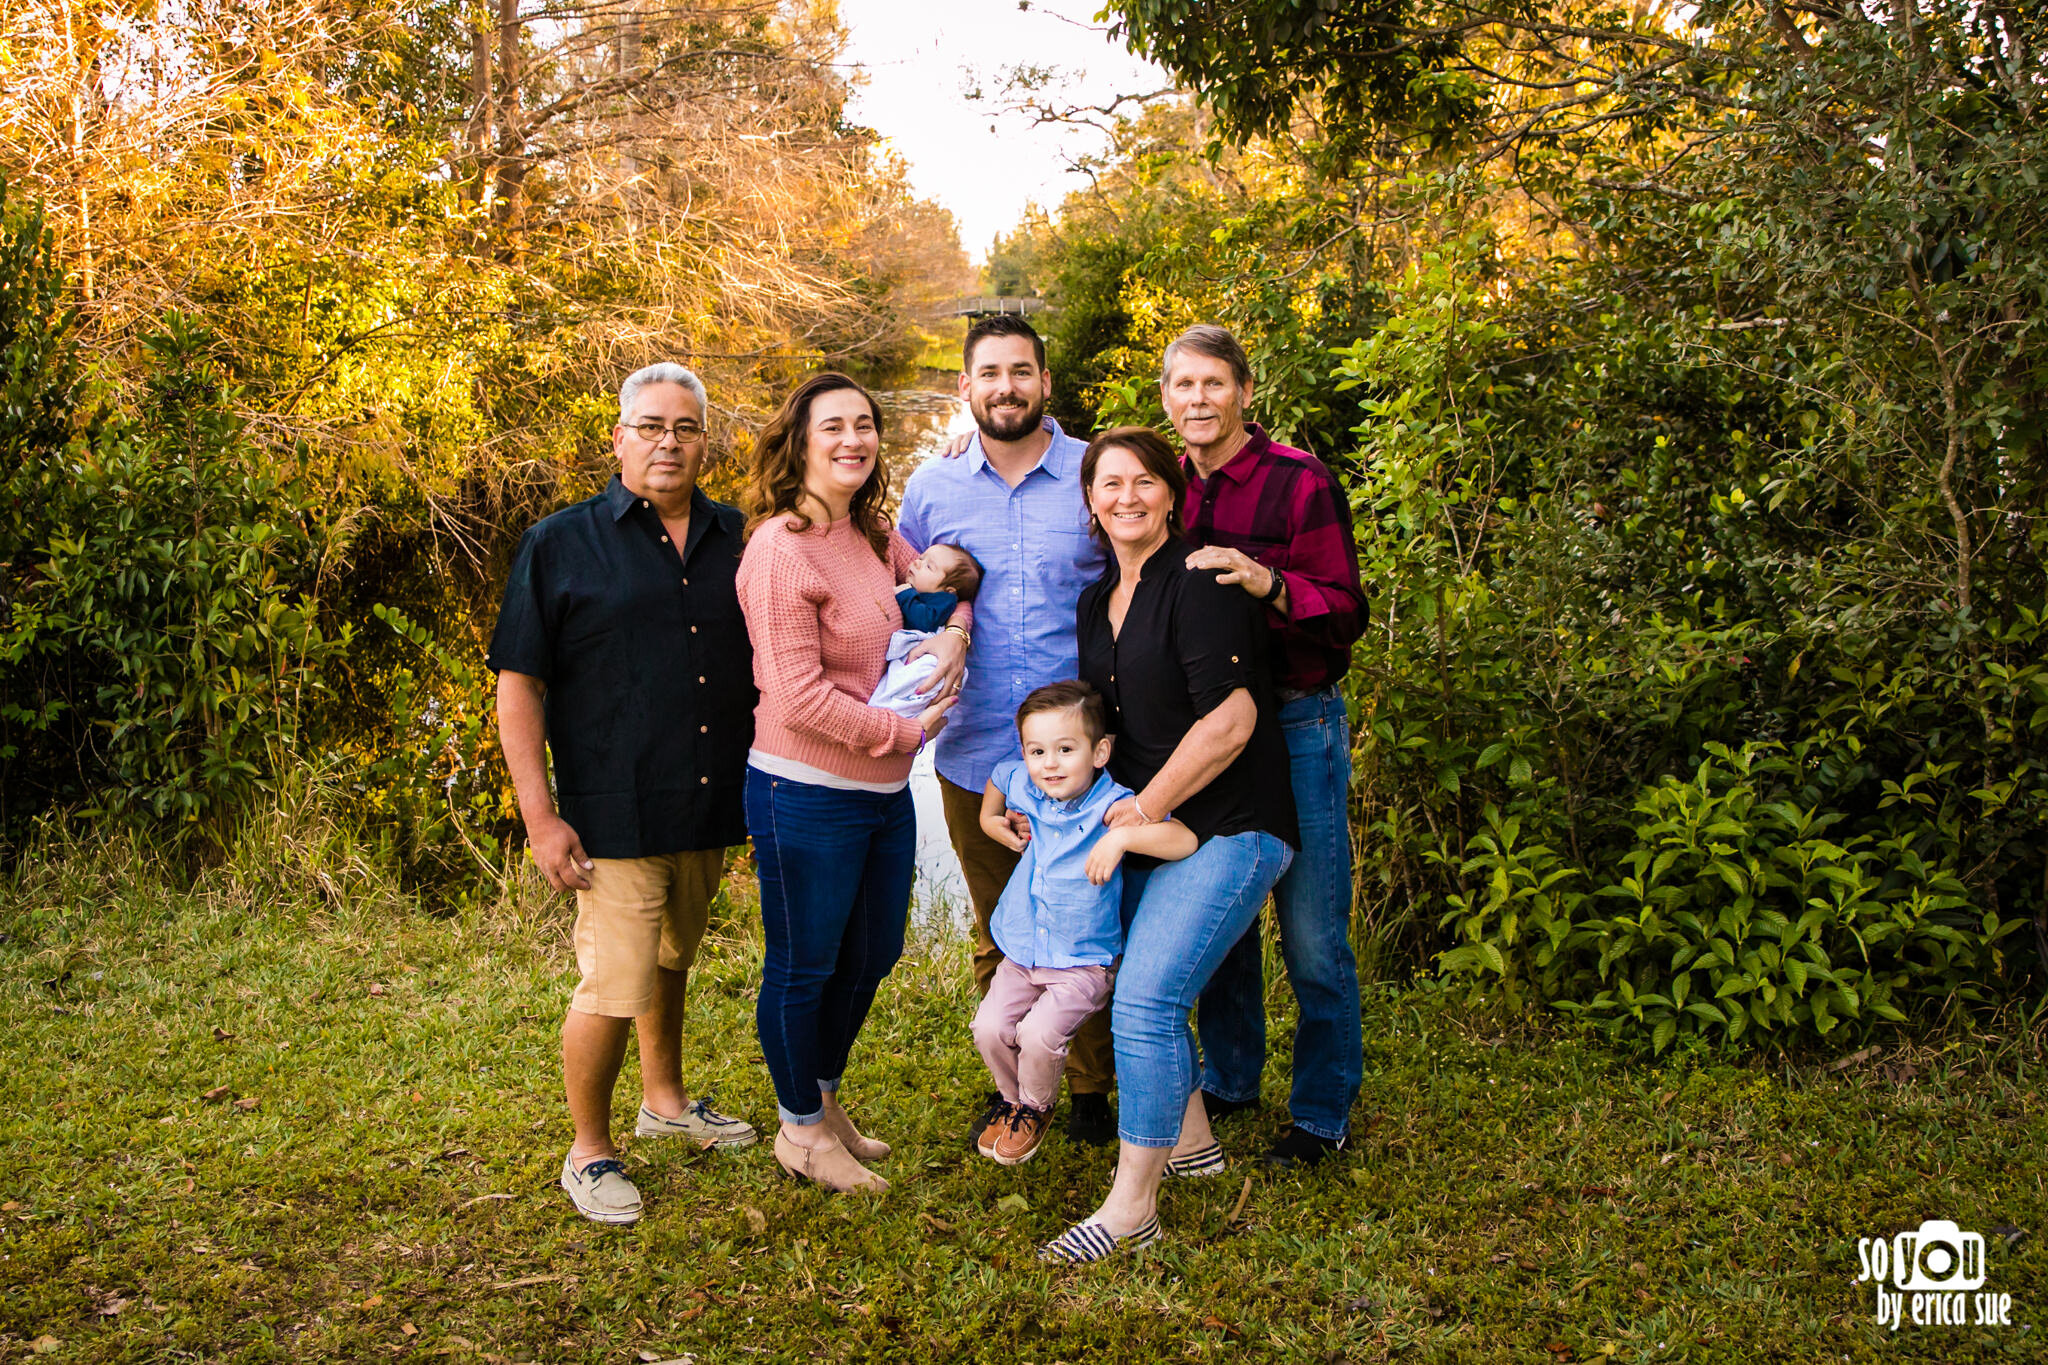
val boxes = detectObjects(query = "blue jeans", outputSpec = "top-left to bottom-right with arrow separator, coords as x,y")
745,767 -> 914,1126
1112,830 -> 1293,1147
1197,686 -> 1362,1140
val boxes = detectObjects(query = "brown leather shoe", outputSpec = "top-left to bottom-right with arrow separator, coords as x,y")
991,1103 -> 1052,1166
773,1131 -> 888,1193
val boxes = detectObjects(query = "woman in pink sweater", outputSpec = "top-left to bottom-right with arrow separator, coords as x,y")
737,372 -> 961,1193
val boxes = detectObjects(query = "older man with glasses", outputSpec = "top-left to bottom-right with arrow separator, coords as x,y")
489,362 -> 758,1225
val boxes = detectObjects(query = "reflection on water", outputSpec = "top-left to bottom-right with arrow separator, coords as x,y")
879,384 -> 977,935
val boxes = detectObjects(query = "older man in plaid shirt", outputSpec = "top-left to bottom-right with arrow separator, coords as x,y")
1166,324 -> 1369,1169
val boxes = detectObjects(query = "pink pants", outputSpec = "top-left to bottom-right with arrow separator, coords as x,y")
970,957 -> 1115,1111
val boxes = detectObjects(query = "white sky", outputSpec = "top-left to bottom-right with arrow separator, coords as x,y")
835,0 -> 1171,267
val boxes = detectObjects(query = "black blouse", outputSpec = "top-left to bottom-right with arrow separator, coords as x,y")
1076,538 -> 1298,848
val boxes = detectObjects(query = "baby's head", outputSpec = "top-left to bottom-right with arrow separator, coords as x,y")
1015,680 -> 1111,802
909,542 -> 983,600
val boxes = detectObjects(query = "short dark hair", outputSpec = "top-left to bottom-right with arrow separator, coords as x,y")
964,313 -> 1046,371
1079,426 -> 1187,545
1016,679 -> 1108,746
930,543 -> 983,601
1160,323 -> 1252,389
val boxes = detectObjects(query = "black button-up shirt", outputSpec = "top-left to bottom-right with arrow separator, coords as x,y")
487,477 -> 754,857
1077,539 -> 1298,848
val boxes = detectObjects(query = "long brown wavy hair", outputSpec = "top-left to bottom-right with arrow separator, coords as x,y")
743,372 -> 892,560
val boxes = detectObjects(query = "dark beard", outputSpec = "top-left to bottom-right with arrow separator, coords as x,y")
974,396 -> 1046,442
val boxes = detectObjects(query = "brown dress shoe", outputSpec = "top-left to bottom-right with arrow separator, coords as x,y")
773,1130 -> 888,1193
991,1104 -> 1052,1166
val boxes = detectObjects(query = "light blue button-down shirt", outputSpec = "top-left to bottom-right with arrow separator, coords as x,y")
898,419 -> 1106,794
987,759 -> 1129,968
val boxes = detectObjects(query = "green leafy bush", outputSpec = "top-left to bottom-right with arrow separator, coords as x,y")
0,270 -> 344,836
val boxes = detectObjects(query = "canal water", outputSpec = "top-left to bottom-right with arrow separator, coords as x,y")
877,379 -> 977,935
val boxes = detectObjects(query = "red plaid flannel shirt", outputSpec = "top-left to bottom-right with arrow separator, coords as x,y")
1181,424 -> 1368,693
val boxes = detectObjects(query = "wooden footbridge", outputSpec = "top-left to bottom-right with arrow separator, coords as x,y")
941,296 -> 1049,318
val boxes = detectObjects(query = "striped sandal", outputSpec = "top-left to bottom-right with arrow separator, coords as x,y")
1163,1141 -> 1226,1178
1037,1214 -> 1163,1264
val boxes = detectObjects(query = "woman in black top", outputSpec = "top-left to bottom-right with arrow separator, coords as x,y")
1038,427 -> 1297,1264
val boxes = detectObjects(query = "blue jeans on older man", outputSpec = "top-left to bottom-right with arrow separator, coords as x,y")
1112,829 -> 1293,1147
1197,685 -> 1362,1141
745,766 -> 914,1127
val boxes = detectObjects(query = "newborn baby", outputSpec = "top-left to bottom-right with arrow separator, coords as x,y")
869,542 -> 982,719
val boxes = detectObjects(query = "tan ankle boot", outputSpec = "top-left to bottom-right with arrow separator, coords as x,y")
773,1131 -> 889,1193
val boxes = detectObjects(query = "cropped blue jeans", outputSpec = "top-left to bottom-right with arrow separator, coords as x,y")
745,767 -> 914,1127
1197,685 -> 1363,1140
1111,829 -> 1293,1147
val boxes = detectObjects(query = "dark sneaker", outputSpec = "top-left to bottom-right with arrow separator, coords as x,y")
1065,1091 -> 1115,1146
992,1104 -> 1053,1165
968,1089 -> 1009,1154
1263,1125 -> 1344,1169
1199,1089 -> 1261,1121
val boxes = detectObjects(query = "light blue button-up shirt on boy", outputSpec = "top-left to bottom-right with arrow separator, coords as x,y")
986,759 -> 1130,969
897,419 -> 1106,795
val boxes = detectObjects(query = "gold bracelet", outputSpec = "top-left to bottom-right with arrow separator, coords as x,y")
943,622 -> 971,647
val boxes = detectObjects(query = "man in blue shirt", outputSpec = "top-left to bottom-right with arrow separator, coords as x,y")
897,316 -> 1114,1145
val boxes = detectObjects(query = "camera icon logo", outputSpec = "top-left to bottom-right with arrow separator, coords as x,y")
1891,1220 -> 1987,1293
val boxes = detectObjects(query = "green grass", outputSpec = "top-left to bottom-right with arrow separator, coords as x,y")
1,802 -> 2043,1364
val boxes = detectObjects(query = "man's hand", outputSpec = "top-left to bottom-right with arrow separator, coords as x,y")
1185,545 -> 1276,601
938,431 -> 974,459
527,812 -> 595,892
904,629 -> 968,696
1085,827 -> 1131,885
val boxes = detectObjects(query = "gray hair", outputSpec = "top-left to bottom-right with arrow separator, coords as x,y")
1159,324 -> 1252,390
618,362 -> 708,422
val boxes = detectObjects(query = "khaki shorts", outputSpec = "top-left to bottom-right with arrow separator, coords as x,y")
569,849 -> 727,1017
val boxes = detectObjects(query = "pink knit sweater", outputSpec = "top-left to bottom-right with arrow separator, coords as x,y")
737,514 -> 968,786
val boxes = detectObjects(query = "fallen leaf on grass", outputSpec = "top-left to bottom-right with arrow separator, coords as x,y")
994,1193 -> 1029,1214
741,1206 -> 767,1234
30,1336 -> 59,1354
1579,1185 -> 1615,1197
361,1294 -> 384,1309
202,1085 -> 231,1103
458,1194 -> 513,1208
232,1096 -> 259,1112
1,1202 -> 19,1212
97,1298 -> 130,1316
369,984 -> 387,997
1200,1315 -> 1238,1337
213,1027 -> 233,1042
1827,1045 -> 1881,1072
400,1323 -> 418,1337
491,1274 -> 570,1290
1226,1175 -> 1252,1226
640,1352 -> 698,1364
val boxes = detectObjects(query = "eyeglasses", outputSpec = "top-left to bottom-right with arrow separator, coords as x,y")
623,420 -> 707,445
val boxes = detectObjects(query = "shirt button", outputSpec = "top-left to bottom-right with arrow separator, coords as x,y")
690,625 -> 698,633
1231,655 -> 1239,663
640,499 -> 649,508
660,534 -> 669,543
698,675 -> 706,684
681,577 -> 689,586
700,725 -> 708,733
699,776 -> 709,785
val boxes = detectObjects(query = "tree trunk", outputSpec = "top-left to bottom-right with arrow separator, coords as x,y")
493,0 -> 523,231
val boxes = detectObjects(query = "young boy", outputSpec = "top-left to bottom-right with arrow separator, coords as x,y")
970,680 -> 1197,1164
869,542 -> 982,718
